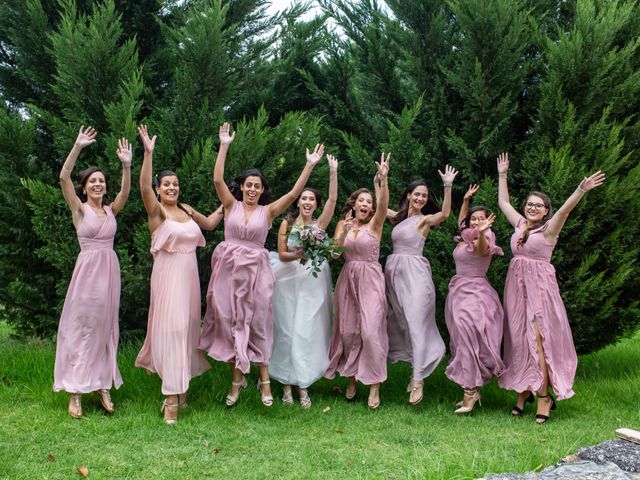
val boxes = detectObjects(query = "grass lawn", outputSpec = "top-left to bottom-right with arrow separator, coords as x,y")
1,322 -> 638,480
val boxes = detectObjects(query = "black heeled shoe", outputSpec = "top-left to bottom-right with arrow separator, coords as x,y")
535,393 -> 557,424
511,392 -> 534,416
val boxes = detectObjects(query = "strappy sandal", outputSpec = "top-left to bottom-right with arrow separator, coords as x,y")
225,377 -> 248,407
282,385 -> 293,406
535,393 -> 557,424
345,378 -> 357,401
96,389 -> 115,413
409,380 -> 424,405
68,393 -> 82,419
511,391 -> 534,416
256,379 -> 273,407
454,388 -> 481,414
299,388 -> 312,409
160,396 -> 179,425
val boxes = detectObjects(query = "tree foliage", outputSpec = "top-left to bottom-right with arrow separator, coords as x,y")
1,0 -> 638,353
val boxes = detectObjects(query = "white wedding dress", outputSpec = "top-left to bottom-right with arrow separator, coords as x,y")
269,225 -> 332,388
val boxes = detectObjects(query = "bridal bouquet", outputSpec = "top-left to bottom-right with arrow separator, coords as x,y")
288,225 -> 343,277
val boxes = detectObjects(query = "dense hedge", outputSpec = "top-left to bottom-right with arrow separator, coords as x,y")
1,0 -> 638,352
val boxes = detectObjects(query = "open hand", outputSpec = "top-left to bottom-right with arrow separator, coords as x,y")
478,213 -> 496,233
306,144 -> 325,166
579,171 -> 606,192
464,184 -> 479,200
138,125 -> 156,153
497,152 -> 509,174
219,122 -> 235,145
438,164 -> 458,185
116,138 -> 132,167
75,126 -> 97,149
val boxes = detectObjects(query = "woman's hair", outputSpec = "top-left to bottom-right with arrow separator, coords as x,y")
153,170 -> 191,216
518,191 -> 553,246
229,168 -> 272,205
285,187 -> 323,225
75,167 -> 110,206
391,180 -> 440,226
460,205 -> 489,232
342,188 -> 376,223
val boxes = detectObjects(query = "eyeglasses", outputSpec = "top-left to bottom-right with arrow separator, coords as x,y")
525,202 -> 545,210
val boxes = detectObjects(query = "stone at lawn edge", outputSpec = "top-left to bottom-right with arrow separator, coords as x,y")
481,460 -> 635,479
576,439 -> 640,473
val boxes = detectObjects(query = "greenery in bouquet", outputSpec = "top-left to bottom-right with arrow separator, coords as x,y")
288,225 -> 343,277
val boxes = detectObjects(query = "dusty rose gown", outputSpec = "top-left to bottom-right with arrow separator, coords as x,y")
385,215 -> 445,381
54,204 -> 122,393
444,227 -> 505,389
135,218 -> 210,395
325,226 -> 388,385
199,201 -> 275,373
498,219 -> 577,400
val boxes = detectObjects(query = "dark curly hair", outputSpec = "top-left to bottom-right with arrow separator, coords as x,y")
229,168 -> 272,205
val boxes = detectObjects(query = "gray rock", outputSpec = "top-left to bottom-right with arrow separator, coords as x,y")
577,439 -> 640,473
481,460 -> 634,480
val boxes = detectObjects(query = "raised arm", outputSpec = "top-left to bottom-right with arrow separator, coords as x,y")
60,126 -> 96,225
332,212 -> 354,258
474,213 -> 496,256
266,144 -> 324,223
373,172 -> 396,220
369,152 -> 390,235
458,184 -> 479,226
110,137 -> 132,216
497,152 -> 523,227
277,220 -> 304,262
184,204 -> 224,231
545,171 -> 605,240
214,122 -> 236,212
316,154 -> 338,230
138,125 -> 162,228
417,165 -> 458,231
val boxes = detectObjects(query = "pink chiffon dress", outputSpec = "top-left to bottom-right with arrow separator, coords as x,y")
199,201 -> 275,373
385,215 -> 446,381
54,204 -> 123,393
325,226 -> 388,385
135,219 -> 210,395
498,219 -> 577,400
444,228 -> 505,389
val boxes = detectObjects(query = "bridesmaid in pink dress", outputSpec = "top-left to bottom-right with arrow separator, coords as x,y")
135,126 -> 221,425
444,184 -> 505,414
496,152 -> 605,423
55,126 -> 131,418
385,166 -> 458,405
199,123 -> 324,407
325,153 -> 390,409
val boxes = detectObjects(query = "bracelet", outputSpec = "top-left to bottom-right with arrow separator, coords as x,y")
443,183 -> 452,188
577,186 -> 587,193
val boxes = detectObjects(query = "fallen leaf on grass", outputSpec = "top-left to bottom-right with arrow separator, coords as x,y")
47,454 -> 56,463
322,406 -> 331,413
348,459 -> 355,466
212,448 -> 221,454
335,429 -> 343,434
77,465 -> 89,477
331,386 -> 343,394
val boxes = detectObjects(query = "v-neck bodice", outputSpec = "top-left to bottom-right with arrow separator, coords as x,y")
224,201 -> 270,248
77,203 -> 116,250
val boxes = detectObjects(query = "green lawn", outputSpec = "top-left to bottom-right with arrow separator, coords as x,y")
1,323 -> 638,480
